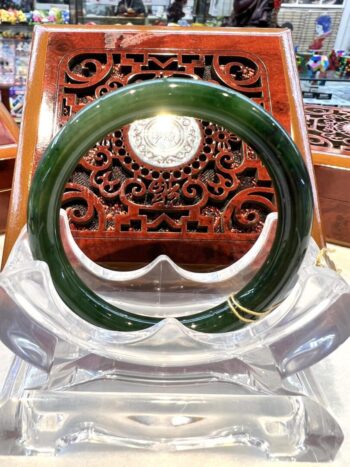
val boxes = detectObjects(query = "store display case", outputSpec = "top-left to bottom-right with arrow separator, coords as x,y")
76,0 -> 195,25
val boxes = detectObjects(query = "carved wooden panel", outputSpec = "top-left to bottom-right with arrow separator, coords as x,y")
57,49 -> 276,267
305,105 -> 350,156
3,26 -> 324,267
306,104 -> 350,247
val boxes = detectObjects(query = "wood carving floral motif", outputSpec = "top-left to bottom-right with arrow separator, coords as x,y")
57,48 -> 276,266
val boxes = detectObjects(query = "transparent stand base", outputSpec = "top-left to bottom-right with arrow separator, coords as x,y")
1,216 -> 349,461
0,355 -> 343,461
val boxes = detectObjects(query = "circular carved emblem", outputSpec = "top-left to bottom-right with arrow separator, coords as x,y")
128,115 -> 202,168
338,122 -> 350,136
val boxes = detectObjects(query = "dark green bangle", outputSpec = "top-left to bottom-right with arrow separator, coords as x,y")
27,79 -> 313,333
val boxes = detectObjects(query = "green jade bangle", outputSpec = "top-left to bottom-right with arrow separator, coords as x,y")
27,79 -> 313,333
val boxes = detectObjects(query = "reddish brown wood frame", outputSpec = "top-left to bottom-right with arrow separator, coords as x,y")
0,101 -> 18,234
2,25 -> 325,270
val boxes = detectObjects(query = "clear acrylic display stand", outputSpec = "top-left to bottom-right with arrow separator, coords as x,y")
0,212 -> 350,461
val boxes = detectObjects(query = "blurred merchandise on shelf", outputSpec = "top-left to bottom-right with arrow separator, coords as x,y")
343,58 -> 350,78
307,53 -> 329,76
9,85 -> 24,120
81,0 -> 195,24
308,14 -> 332,51
277,6 -> 343,54
297,49 -> 350,79
0,8 -> 69,23
0,38 -> 15,85
1,27 -> 30,38
0,8 -> 27,23
0,37 -> 29,119
14,38 -> 29,83
27,8 -> 69,23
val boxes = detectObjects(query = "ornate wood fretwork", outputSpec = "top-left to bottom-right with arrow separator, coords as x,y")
305,104 -> 350,247
56,49 -> 276,268
305,104 -> 350,155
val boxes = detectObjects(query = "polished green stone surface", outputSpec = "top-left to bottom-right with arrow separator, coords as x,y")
27,79 -> 313,333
